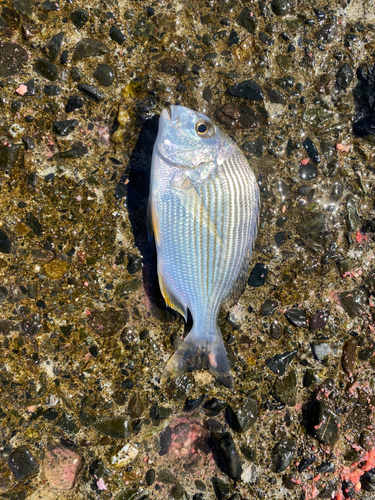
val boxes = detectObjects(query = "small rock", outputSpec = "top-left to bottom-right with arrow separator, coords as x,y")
303,107 -> 333,127
298,456 -> 316,473
270,321 -> 283,339
303,369 -> 321,388
159,57 -> 188,76
55,142 -> 88,159
271,0 -> 290,16
70,9 -> 89,29
65,95 -> 83,113
266,87 -> 286,105
211,477 -> 230,500
109,25 -> 126,45
274,439 -> 296,472
353,114 -> 375,144
93,64 -> 114,87
212,432 -> 243,480
341,338 -> 357,376
88,309 -> 127,338
284,309 -> 307,328
33,59 -> 58,81
0,230 -> 11,254
312,342 -> 331,362
336,63 -> 354,89
302,137 -> 320,163
237,7 -> 257,34
259,32 -> 275,46
216,103 -> 264,130
228,30 -> 239,46
73,38 -> 110,61
43,260 -> 68,279
44,84 -> 61,96
242,137 -> 266,158
225,396 -> 258,432
44,446 -> 82,490
309,310 -> 329,330
339,288 -> 368,318
8,445 -> 39,480
227,79 -> 264,101
47,32 -> 64,62
157,468 -> 178,485
308,401 -> 340,445
265,350 -> 298,376
260,299 -> 278,316
274,231 -> 286,247
52,119 -> 79,136
299,162 -> 318,181
274,370 -> 297,406
94,416 -> 131,439
248,263 -> 268,287
203,398 -> 227,417
315,23 -> 336,43
0,41 -> 28,78
315,73 -> 335,94
202,87 -> 212,102
78,83 -> 104,102
316,461 -> 335,473
145,469 -> 155,486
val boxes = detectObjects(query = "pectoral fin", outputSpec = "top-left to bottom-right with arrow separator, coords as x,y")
158,273 -> 187,320
172,176 -> 222,247
147,195 -> 160,245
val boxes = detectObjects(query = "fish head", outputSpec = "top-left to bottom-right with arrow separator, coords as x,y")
156,105 -> 235,169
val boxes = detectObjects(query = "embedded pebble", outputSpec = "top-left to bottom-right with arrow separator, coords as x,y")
70,9 -> 89,29
52,119 -> 79,136
215,103 -> 264,130
225,396 -> 258,432
78,83 -> 104,102
8,446 -> 39,480
312,342 -> 331,362
212,432 -> 243,480
309,310 -> 330,330
44,446 -> 82,490
336,63 -> 354,89
93,64 -> 115,87
341,338 -> 357,376
248,263 -> 268,287
284,309 -> 307,328
33,59 -> 58,81
265,350 -> 298,376
73,38 -> 110,60
274,439 -> 297,472
227,80 -> 264,101
0,41 -> 28,77
260,299 -> 278,316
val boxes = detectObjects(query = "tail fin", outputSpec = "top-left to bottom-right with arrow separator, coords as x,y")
161,329 -> 234,389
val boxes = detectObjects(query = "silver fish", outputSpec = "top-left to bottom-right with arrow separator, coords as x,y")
148,105 -> 260,388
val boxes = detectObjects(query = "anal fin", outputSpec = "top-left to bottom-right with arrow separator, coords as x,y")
158,274 -> 187,321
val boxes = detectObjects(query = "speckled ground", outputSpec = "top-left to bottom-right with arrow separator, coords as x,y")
0,0 -> 375,499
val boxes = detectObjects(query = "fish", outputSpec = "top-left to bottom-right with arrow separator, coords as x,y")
148,105 -> 260,389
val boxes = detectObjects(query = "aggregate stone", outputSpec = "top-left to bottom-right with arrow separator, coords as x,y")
203,398 -> 227,416
260,299 -> 278,316
0,41 -> 28,77
265,350 -> 298,376
298,162 -> 318,181
44,84 -> 61,96
73,38 -> 110,60
315,23 -> 337,43
44,446 -> 82,490
248,262 -> 268,287
270,321 -> 283,339
242,137 -> 266,157
78,83 -> 104,102
339,288 -> 368,317
159,57 -> 188,75
227,80 -> 264,101
228,30 -> 239,46
274,370 -> 297,406
284,309 -> 307,328
311,342 -> 331,362
65,95 -> 83,113
109,25 -> 126,45
298,456 -> 316,473
273,439 -> 296,472
303,107 -> 333,127
70,9 -> 89,29
211,477 -> 230,500
13,0 -> 32,18
265,87 -> 286,105
8,445 -> 39,480
0,144 -> 21,171
259,32 -> 275,46
212,432 -> 243,480
47,32 -> 64,62
33,59 -> 59,81
94,416 -> 131,439
309,310 -> 330,330
225,396 -> 258,432
145,469 -> 155,486
215,103 -> 264,130
93,64 -> 114,87
55,142 -> 88,159
336,63 -> 354,89
271,0 -> 290,16
52,119 -> 79,136
306,401 -> 340,445
341,338 -> 357,375
87,309 -> 127,338
302,137 -> 320,163
237,8 -> 257,33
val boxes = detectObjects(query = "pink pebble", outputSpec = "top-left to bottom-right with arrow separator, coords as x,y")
16,84 -> 28,96
44,446 -> 82,490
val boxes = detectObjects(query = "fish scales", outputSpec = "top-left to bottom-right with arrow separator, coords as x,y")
148,105 -> 259,388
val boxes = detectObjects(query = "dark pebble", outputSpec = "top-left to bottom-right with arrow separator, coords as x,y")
89,345 -> 98,357
284,309 -> 307,328
94,416 -> 131,439
55,142 -> 88,159
191,64 -> 201,75
202,52 -> 217,62
43,407 -> 58,420
307,401 -> 340,445
202,87 -> 212,102
73,38 -> 110,61
44,173 -> 54,182
52,119 -> 79,136
109,25 -> 126,44
266,87 -> 286,105
33,58 -> 58,81
274,231 -> 286,248
228,30 -> 239,46
149,405 -> 172,420
309,310 -> 329,330
298,456 -> 316,473
304,368 -> 321,388
259,32 -> 275,46
211,477 -> 230,500
47,32 -> 64,62
336,63 -> 354,89
42,1 -> 59,11
212,432 -> 243,480
44,84 -> 61,96
316,461 -> 335,473
299,162 -> 318,181
0,41 -> 28,78
203,398 -> 227,417
265,349 -> 298,376
276,216 -> 287,228
65,95 -> 83,113
160,57 -> 189,76
0,286 -> 8,304
274,370 -> 297,406
274,75 -> 295,89
242,137 -> 266,158
127,253 -> 142,274
78,83 -> 104,102
183,395 -> 205,412
8,445 -> 39,480
302,137 -> 320,163
0,143 -> 21,170
315,23 -> 336,43
0,229 -> 11,254
157,468 -> 178,484
288,44 -> 295,52
215,103 -> 264,130
71,67 -> 83,82
227,79 -> 264,101
346,194 -> 359,232
341,338 -> 357,376
271,0 -> 290,16
93,64 -> 114,87
237,7 -> 257,34
21,315 -> 41,336
36,299 -> 46,308
260,299 -> 278,316
248,262 -> 268,287
274,439 -> 296,472
60,50 -> 68,64
314,8 -> 326,21
339,288 -> 368,318
70,9 -> 89,29
270,321 -> 282,339
25,213 -> 42,235
145,468 -> 155,486
225,396 -> 258,432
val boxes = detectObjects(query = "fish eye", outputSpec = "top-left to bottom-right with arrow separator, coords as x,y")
196,121 -> 212,137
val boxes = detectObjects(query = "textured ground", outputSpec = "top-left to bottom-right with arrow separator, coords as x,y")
0,0 -> 375,499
